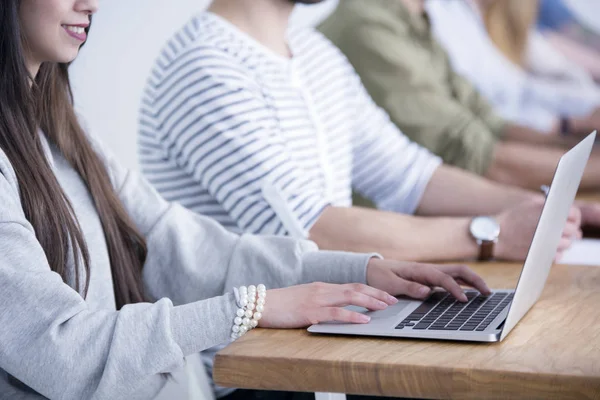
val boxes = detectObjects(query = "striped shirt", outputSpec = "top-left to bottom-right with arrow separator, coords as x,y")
139,12 -> 441,237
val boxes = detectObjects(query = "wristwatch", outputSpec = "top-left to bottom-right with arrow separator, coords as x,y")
469,216 -> 500,261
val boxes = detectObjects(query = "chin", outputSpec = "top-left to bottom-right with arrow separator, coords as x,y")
54,49 -> 80,64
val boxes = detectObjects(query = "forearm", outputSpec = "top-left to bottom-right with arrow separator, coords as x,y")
486,141 -> 600,191
309,206 -> 479,262
415,165 -> 536,217
502,123 -> 578,147
569,114 -> 600,137
142,203 -> 370,304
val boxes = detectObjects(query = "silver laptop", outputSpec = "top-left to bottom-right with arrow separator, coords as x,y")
309,132 -> 596,343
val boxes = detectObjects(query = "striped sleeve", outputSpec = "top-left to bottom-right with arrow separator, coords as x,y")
146,49 -> 329,237
350,73 -> 442,214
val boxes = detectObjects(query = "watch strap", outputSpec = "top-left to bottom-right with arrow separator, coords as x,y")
478,240 -> 495,261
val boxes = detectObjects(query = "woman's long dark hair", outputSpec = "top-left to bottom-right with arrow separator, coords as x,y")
0,0 -> 147,308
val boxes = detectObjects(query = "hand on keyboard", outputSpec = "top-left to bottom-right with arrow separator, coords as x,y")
366,260 -> 491,302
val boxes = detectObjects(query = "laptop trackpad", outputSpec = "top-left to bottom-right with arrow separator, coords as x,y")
346,299 -> 414,319
310,300 -> 416,329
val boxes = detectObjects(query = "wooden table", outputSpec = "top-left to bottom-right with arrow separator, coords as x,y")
214,263 -> 600,399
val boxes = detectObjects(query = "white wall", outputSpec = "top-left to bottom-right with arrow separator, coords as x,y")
70,0 -> 338,170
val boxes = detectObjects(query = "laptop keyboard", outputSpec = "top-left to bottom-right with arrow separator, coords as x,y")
395,291 -> 514,332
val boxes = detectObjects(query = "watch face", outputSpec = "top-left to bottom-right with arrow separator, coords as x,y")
470,216 -> 500,242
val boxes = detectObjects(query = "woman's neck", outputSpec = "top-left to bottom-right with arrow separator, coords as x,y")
24,51 -> 41,85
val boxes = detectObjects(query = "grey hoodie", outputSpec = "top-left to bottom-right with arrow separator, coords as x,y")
0,134 -> 373,400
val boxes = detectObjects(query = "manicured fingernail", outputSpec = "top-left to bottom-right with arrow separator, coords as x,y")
359,314 -> 371,323
377,300 -> 388,308
387,294 -> 399,303
419,287 -> 430,296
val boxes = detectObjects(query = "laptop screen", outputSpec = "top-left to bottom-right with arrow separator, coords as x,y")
500,132 -> 596,341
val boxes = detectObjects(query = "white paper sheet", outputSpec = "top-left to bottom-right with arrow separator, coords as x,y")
559,239 -> 600,266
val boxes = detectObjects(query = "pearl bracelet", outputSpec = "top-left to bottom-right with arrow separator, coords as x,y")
231,284 -> 267,340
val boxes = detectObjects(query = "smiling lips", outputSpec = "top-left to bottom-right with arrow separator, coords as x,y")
62,25 -> 87,41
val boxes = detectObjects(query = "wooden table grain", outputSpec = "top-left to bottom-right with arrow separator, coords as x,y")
214,263 -> 600,399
